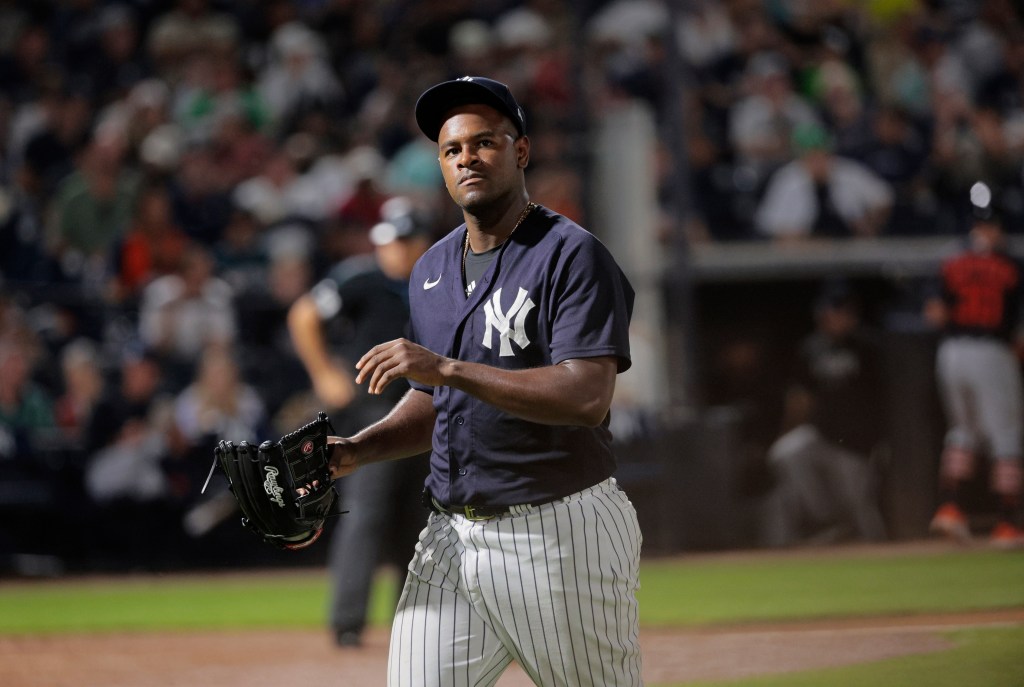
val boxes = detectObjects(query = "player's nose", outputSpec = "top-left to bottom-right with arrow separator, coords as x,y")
456,147 -> 480,168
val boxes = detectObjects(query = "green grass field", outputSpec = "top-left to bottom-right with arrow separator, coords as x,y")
638,547 -> 1024,626
1,545 -> 1022,686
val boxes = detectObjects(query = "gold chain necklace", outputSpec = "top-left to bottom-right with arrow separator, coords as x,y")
462,202 -> 537,295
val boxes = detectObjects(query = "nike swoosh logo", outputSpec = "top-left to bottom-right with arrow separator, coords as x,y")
423,275 -> 442,290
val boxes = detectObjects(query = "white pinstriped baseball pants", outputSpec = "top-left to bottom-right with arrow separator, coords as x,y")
387,477 -> 644,687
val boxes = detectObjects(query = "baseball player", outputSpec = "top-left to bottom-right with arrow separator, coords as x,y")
926,182 -> 1024,547
325,77 -> 642,686
761,281 -> 887,547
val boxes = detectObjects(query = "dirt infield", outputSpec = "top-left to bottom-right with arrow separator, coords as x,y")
5,607 -> 1024,687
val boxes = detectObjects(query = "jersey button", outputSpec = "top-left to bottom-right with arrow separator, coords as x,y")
454,416 -> 465,425
458,468 -> 467,476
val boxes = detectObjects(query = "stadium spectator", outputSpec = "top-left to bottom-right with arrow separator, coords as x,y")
231,148 -> 304,226
728,51 -> 820,187
188,59 -> 273,188
382,133 -> 446,209
46,131 -> 141,287
53,337 -> 105,443
231,234 -> 314,416
115,181 -> 189,300
81,345 -> 179,569
0,156 -> 55,284
0,336 -> 55,461
0,21 -> 52,106
84,411 -> 170,506
813,60 -> 873,157
448,20 -> 497,81
167,141 -> 234,243
846,105 -> 933,236
257,21 -> 343,133
166,343 -> 266,513
147,0 -> 240,84
68,3 -> 148,106
931,102 -> 1023,232
951,0 -> 1016,99
96,78 -> 173,173
213,204 -> 269,294
975,28 -> 1024,115
20,85 -> 92,199
174,52 -> 269,142
85,344 -> 171,457
318,145 -> 391,262
138,243 -> 236,372
755,122 -> 894,239
231,133 -> 350,226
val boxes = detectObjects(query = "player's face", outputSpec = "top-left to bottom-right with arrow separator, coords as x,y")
437,104 -> 529,212
970,221 -> 1004,253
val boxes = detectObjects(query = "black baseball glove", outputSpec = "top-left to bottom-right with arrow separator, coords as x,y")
202,412 -> 342,550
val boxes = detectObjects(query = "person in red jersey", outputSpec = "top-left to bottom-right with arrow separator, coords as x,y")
926,182 -> 1024,548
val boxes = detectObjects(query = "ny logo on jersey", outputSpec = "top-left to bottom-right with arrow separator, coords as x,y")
482,287 -> 535,356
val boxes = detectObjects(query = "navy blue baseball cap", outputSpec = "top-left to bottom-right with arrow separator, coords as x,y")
415,76 -> 526,142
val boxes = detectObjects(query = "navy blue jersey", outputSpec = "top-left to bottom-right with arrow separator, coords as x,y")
408,206 -> 635,507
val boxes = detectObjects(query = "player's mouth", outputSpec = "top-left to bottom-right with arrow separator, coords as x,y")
459,173 -> 485,186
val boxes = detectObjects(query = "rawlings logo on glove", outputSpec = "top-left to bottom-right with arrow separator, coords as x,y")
203,412 -> 344,550
263,466 -> 287,508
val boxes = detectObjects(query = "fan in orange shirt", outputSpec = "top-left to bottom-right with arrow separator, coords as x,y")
117,182 -> 188,298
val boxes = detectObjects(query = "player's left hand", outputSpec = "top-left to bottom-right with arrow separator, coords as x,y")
355,338 -> 449,394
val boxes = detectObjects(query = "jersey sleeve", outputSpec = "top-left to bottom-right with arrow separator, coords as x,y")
549,234 -> 635,372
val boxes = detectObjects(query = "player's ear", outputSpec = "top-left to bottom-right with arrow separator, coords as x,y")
514,135 -> 530,169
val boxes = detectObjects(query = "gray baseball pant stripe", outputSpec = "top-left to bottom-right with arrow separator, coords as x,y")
386,478 -> 643,686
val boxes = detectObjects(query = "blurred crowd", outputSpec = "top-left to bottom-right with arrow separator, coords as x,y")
2,0 -> 1023,570
674,0 -> 1024,240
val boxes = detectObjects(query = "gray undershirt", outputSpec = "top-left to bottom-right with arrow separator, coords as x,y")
464,245 -> 500,297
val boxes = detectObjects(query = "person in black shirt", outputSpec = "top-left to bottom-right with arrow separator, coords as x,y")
761,281 -> 887,547
287,197 -> 431,647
